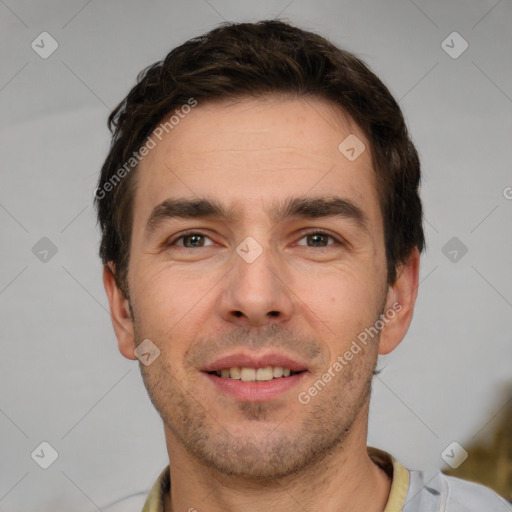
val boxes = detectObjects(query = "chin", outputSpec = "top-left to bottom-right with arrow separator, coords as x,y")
177,417 -> 345,481
196,439 -> 316,480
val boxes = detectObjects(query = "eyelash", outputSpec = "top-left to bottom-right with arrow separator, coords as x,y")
165,229 -> 343,249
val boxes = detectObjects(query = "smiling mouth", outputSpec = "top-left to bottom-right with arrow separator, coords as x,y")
206,366 -> 305,381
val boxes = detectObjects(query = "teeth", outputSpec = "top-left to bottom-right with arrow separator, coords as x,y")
230,367 -> 241,379
215,366 -> 297,380
240,367 -> 256,381
255,366 -> 273,381
273,366 -> 284,378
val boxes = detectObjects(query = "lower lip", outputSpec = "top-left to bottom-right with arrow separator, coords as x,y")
203,372 -> 308,401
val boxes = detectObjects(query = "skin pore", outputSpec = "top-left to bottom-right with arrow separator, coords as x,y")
103,95 -> 420,512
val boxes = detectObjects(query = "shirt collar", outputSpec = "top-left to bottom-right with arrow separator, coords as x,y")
141,464 -> 169,512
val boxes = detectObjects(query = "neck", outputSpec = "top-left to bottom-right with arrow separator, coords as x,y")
162,406 -> 391,512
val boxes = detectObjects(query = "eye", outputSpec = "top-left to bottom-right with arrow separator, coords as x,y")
166,231 -> 214,248
165,229 -> 343,250
296,230 -> 341,248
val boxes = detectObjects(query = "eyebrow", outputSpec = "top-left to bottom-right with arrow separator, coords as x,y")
144,195 -> 369,239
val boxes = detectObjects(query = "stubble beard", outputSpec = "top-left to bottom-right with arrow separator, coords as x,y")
138,334 -> 377,481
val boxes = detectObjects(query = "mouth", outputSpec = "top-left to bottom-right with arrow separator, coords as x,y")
208,365 -> 303,380
201,353 -> 309,401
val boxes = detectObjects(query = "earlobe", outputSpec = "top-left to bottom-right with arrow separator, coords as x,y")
102,263 -> 137,360
378,248 -> 420,355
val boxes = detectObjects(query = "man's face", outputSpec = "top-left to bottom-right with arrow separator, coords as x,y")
125,96 -> 390,478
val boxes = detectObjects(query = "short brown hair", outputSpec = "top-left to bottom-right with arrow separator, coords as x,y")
94,19 -> 425,299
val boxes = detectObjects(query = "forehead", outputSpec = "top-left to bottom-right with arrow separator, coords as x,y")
132,95 -> 380,230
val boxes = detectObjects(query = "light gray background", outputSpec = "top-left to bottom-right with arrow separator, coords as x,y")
1,1 -> 511,510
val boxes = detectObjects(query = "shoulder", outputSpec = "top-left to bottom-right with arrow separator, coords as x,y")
440,473 -> 512,511
404,468 -> 512,512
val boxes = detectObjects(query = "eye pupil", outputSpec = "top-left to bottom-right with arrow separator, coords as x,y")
309,233 -> 328,247
184,234 -> 203,247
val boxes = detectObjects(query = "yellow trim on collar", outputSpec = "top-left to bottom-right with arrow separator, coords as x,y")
141,465 -> 169,512
386,458 -> 410,511
368,446 -> 410,512
384,458 -> 410,511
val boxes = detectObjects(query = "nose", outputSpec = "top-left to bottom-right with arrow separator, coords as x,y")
218,240 -> 294,328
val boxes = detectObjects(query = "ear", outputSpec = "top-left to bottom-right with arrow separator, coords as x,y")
102,263 -> 137,360
378,247 -> 420,355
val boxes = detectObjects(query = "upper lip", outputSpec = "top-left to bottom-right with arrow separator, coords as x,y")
200,351 -> 309,373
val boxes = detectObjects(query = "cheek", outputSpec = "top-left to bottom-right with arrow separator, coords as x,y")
131,265 -> 217,354
300,263 -> 384,356
304,262 -> 377,313
134,263 -> 197,315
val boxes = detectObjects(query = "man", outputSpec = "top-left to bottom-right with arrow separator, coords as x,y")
95,20 -> 511,512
